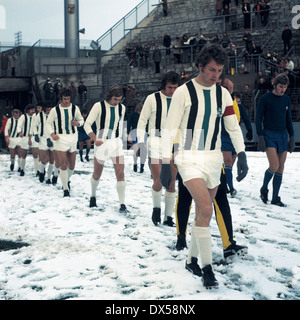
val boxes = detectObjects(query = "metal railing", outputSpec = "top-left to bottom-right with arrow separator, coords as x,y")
94,0 -> 160,51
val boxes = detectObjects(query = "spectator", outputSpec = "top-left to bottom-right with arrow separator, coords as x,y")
48,87 -> 57,105
254,71 -> 267,90
69,81 -> 77,104
228,44 -> 238,75
285,57 -> 294,71
197,34 -> 207,53
223,3 -> 230,25
249,42 -> 262,72
125,44 -> 136,67
153,45 -> 162,73
0,113 -> 9,150
216,0 -> 223,16
173,37 -> 182,63
229,4 -> 238,30
282,25 -> 292,55
211,34 -> 220,45
242,0 -> 251,29
143,44 -> 150,68
241,83 -> 254,119
221,32 -> 231,49
181,34 -> 190,63
136,44 -> 144,67
161,0 -> 168,17
163,32 -> 171,56
9,51 -> 17,77
243,29 -> 252,52
78,81 -> 87,107
260,0 -> 270,27
253,1 -> 261,27
263,48 -> 272,61
43,78 -> 52,101
271,50 -> 279,64
280,57 -> 286,70
124,84 -> 137,119
257,77 -> 269,91
180,69 -> 189,85
1,52 -> 9,77
54,78 -> 63,98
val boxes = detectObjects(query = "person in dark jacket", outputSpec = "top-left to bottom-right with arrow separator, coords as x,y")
281,24 -> 292,55
255,73 -> 295,207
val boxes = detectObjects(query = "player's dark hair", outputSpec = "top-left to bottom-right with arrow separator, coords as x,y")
273,73 -> 289,87
195,44 -> 228,69
105,85 -> 123,102
160,71 -> 180,90
60,88 -> 72,98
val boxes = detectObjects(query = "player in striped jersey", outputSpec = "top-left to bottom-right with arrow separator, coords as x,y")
161,44 -> 248,288
46,88 -> 84,197
4,109 -> 22,171
84,85 -> 128,213
32,103 -> 55,184
137,71 -> 181,227
17,104 -> 36,176
30,104 -> 43,176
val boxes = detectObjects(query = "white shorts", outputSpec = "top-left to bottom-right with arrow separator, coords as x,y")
176,150 -> 223,189
8,137 -> 21,149
94,138 -> 124,162
147,136 -> 162,160
54,134 -> 77,153
31,139 -> 39,148
19,137 -> 31,150
39,137 -> 54,151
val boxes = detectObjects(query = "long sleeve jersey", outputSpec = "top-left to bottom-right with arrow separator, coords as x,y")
5,117 -> 19,138
84,100 -> 126,141
255,92 -> 294,137
137,90 -> 172,143
46,104 -> 84,136
17,114 -> 33,137
162,79 -> 245,159
33,111 -> 51,138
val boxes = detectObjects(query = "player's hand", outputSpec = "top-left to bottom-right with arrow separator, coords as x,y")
288,136 -> 295,153
236,151 -> 248,182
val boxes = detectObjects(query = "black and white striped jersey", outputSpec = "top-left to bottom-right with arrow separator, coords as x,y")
46,104 -> 84,136
4,117 -> 20,138
162,79 -> 245,158
17,114 -> 33,137
137,90 -> 172,143
84,100 -> 126,141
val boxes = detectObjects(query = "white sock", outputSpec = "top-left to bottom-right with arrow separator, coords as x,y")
116,180 -> 126,205
60,169 -> 69,190
21,158 -> 26,170
187,221 -> 199,264
33,158 -> 39,173
164,191 -> 176,221
53,166 -> 59,176
39,162 -> 45,173
194,226 -> 212,267
67,168 -> 74,180
90,176 -> 100,197
47,164 -> 54,180
151,188 -> 162,208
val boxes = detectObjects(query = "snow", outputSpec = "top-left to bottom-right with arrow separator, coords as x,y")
0,150 -> 300,300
